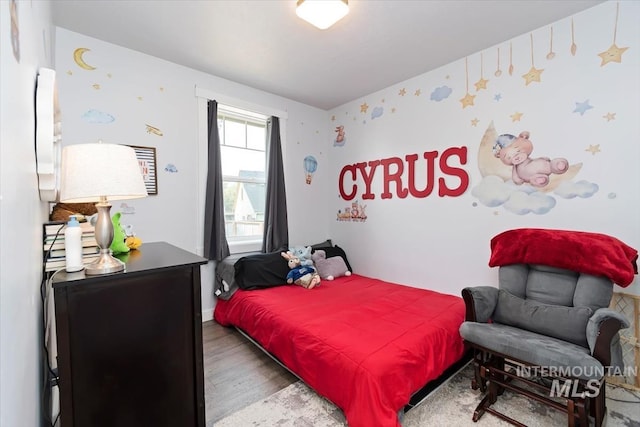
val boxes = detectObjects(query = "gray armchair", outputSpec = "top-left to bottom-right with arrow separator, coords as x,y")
459,263 -> 629,427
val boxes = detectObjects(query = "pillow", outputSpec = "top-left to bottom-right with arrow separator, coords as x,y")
234,251 -> 289,290
493,290 -> 593,347
318,245 -> 353,273
310,239 -> 333,250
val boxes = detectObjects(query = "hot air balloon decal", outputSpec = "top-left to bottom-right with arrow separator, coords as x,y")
303,155 -> 317,185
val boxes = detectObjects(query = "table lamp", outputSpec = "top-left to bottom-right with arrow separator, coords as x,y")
59,142 -> 148,275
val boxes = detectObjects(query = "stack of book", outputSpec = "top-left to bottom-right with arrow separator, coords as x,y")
43,221 -> 100,272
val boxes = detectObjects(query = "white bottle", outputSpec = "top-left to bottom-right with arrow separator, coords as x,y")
65,215 -> 84,272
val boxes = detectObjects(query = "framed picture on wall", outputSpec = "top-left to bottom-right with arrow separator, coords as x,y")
128,145 -> 158,195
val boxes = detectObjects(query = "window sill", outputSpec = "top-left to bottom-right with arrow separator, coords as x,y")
229,240 -> 262,254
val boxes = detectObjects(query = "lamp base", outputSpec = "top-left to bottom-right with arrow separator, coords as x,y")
85,251 -> 125,275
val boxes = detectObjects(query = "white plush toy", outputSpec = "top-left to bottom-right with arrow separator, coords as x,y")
311,250 -> 352,281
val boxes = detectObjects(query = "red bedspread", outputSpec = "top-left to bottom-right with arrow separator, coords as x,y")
214,274 -> 466,427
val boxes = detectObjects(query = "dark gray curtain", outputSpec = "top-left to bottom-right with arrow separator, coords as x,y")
262,116 -> 288,252
203,100 -> 230,261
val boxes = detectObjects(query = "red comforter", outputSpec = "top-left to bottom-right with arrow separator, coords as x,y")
214,274 -> 466,427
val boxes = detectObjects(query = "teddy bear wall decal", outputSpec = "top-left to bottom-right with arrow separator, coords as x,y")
493,131 -> 569,188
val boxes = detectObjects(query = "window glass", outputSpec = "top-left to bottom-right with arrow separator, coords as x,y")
218,106 -> 267,242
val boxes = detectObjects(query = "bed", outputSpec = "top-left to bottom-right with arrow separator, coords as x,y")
214,250 -> 467,427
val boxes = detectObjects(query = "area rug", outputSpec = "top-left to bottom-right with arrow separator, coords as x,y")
214,363 -> 640,426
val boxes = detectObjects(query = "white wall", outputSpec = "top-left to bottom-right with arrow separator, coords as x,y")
54,28 -> 331,319
0,1 -> 54,425
327,1 -> 640,296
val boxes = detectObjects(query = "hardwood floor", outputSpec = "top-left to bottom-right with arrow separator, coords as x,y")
202,319 -> 298,425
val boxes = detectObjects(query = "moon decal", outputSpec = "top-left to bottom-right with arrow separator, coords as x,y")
478,121 -> 582,193
73,47 -> 96,70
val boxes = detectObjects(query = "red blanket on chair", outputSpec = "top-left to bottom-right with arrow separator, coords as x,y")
489,228 -> 638,287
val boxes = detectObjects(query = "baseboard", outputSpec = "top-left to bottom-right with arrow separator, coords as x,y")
202,308 -> 213,322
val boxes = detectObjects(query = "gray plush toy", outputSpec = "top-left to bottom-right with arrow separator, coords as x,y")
311,250 -> 352,280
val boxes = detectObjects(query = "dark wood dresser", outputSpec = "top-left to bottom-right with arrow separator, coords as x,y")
52,242 -> 208,427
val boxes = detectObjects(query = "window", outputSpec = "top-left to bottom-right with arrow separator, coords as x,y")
218,105 -> 268,243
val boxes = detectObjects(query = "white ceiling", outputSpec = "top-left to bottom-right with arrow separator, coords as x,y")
51,0 -> 604,110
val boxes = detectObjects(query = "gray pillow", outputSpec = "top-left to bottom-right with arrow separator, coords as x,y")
493,290 -> 593,348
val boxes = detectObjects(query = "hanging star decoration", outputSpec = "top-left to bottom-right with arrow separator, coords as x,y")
523,34 -> 544,86
522,67 -> 544,85
460,57 -> 475,109
474,53 -> 489,91
585,144 -> 601,155
460,93 -> 475,108
360,103 -> 369,113
598,2 -> 628,66
398,88 -> 407,96
471,118 -> 479,127
510,112 -> 523,122
598,44 -> 628,66
574,100 -> 593,116
603,112 -> 616,121
414,89 -> 421,96
494,94 -> 502,101
474,78 -> 488,91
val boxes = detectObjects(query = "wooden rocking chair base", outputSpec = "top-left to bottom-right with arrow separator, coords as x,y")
471,350 -> 605,427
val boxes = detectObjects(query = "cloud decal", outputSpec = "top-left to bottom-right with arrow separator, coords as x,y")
371,106 -> 384,119
503,191 -> 556,215
471,175 -> 513,207
82,109 -> 115,124
471,175 -> 581,215
430,86 -> 452,102
553,180 -> 599,199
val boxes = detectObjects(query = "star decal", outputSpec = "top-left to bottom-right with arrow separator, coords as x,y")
510,112 -> 523,122
471,118 -> 479,127
574,100 -> 593,116
459,93 -> 475,109
414,89 -> 421,96
474,78 -> 489,91
399,88 -> 407,96
494,94 -> 502,102
360,103 -> 369,113
391,107 -> 396,113
585,144 -> 601,155
522,67 -> 543,85
331,115 -> 336,121
92,83 -> 101,90
67,70 -> 73,75
602,112 -> 616,122
598,44 -> 628,66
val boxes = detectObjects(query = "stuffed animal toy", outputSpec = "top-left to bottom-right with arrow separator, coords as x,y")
110,212 -> 130,255
124,224 -> 142,250
281,251 -> 321,289
311,250 -> 352,280
290,245 -> 314,266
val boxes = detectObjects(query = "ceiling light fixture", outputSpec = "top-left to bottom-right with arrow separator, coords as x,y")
296,0 -> 349,30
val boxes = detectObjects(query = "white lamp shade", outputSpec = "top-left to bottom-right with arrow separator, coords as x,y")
296,0 -> 349,30
59,143 -> 148,203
